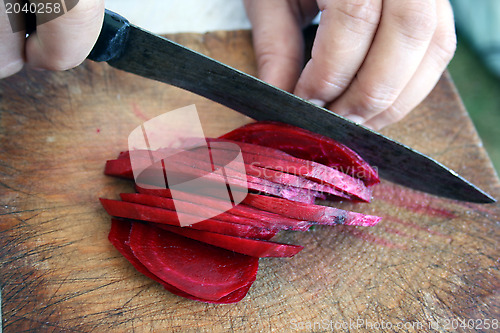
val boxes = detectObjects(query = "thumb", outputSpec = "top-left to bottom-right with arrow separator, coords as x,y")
26,0 -> 105,71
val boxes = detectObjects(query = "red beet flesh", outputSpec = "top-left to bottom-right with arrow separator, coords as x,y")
128,222 -> 259,301
108,219 -> 257,303
102,121 -> 382,304
219,121 -> 380,186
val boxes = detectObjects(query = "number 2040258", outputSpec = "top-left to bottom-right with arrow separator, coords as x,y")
442,318 -> 498,330
5,2 -> 62,14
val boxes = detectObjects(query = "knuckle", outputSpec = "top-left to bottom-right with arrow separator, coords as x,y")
332,0 -> 381,34
392,1 -> 437,43
59,0 -> 104,28
431,29 -> 457,68
257,50 -> 277,70
356,81 -> 399,113
257,49 -> 302,72
384,104 -> 408,123
316,71 -> 352,94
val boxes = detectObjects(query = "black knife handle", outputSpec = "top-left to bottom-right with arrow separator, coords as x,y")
88,9 -> 130,62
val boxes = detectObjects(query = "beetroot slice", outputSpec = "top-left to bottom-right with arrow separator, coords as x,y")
155,224 -> 303,258
163,143 -> 367,201
108,219 -> 202,299
128,222 -> 259,301
108,219 -> 164,283
120,192 -> 279,237
242,193 -> 382,227
115,149 -> 348,200
105,157 -> 319,204
100,198 -> 276,239
204,140 -> 371,202
134,186 -> 312,231
219,122 -> 380,186
108,219 -> 255,303
244,163 -> 350,200
158,144 -> 349,200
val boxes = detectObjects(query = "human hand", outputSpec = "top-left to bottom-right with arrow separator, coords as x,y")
244,0 -> 457,130
0,0 -> 105,79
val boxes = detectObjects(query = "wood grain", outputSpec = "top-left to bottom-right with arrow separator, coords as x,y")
0,30 -> 499,332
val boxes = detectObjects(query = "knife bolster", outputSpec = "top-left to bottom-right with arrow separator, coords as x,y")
88,9 -> 131,62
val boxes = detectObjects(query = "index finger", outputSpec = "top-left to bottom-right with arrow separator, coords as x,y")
293,0 -> 382,105
329,0 -> 438,122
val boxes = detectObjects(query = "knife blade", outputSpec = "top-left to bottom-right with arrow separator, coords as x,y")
87,10 -> 495,203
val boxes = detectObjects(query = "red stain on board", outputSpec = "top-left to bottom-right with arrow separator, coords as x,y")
381,225 -> 410,238
343,215 -> 452,249
341,182 -> 460,249
341,226 -> 406,249
131,102 -> 149,121
373,183 -> 457,219
380,215 -> 452,242
353,229 -> 406,249
96,128 -> 101,133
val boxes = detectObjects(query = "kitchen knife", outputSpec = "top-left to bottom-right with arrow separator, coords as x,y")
87,10 -> 495,203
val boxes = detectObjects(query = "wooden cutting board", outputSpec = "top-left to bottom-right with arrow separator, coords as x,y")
0,30 -> 499,332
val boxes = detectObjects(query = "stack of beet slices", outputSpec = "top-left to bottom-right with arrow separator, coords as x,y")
101,122 -> 381,303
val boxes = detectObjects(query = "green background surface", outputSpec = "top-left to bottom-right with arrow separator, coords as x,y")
448,36 -> 500,175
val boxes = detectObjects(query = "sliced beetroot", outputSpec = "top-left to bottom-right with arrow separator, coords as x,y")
105,158 -> 134,179
242,193 -> 381,227
134,186 -> 312,231
172,143 -> 347,200
244,163 -> 350,200
179,142 -> 367,201
108,219 -> 254,303
116,149 -> 349,200
204,140 -> 371,202
108,219 -> 255,303
120,192 -> 278,236
105,157 -> 319,204
128,222 -> 259,301
219,122 -> 380,186
108,218 -> 164,283
108,219 -> 205,300
100,198 -> 276,239
156,224 -> 303,258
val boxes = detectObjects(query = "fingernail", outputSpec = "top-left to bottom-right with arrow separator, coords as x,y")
344,114 -> 365,124
308,99 -> 326,108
